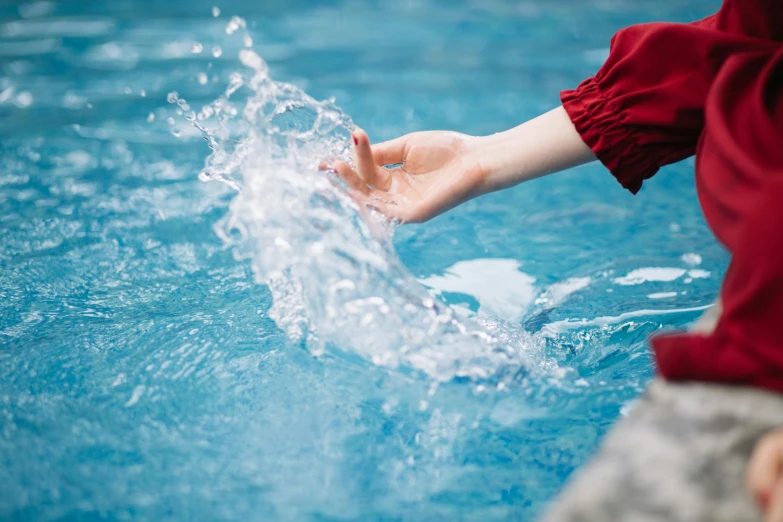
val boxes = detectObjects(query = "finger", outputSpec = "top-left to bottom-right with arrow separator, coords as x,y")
748,434 -> 783,509
372,192 -> 419,224
347,188 -> 404,223
371,135 -> 409,166
330,160 -> 370,194
365,191 -> 393,216
765,480 -> 783,522
345,188 -> 397,221
748,435 -> 783,497
352,128 -> 391,190
327,162 -> 400,220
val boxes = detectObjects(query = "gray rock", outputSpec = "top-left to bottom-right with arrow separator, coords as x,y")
542,379 -> 783,522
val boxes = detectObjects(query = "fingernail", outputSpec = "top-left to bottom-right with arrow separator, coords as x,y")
759,491 -> 771,509
352,133 -> 358,146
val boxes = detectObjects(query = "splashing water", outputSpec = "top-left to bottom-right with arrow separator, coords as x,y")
168,27 -> 551,387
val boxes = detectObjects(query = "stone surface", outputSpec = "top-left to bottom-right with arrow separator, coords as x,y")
542,379 -> 783,522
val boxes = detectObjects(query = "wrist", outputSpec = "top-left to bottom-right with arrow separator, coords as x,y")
470,106 -> 597,194
471,132 -> 514,194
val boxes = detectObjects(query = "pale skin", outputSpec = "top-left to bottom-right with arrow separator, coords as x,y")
322,104 -> 783,518
748,430 -> 783,522
323,106 -> 595,223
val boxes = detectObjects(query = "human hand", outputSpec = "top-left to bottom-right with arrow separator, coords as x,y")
322,128 -> 487,223
747,429 -> 783,520
321,108 -> 596,223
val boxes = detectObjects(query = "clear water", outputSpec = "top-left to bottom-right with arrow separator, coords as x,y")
1,0 -> 723,520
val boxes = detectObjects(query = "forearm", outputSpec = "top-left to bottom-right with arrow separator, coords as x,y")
475,106 -> 596,193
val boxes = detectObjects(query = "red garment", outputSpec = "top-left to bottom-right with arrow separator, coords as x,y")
561,0 -> 783,391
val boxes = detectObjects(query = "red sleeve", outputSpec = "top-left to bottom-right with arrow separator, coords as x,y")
564,0 -> 783,392
651,46 -> 783,391
561,0 -> 783,194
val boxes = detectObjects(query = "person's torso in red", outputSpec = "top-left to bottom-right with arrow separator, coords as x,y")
561,0 -> 783,391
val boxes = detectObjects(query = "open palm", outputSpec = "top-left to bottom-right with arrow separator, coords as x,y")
323,128 -> 485,223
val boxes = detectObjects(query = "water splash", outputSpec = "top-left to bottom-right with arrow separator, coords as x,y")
169,22 -> 552,385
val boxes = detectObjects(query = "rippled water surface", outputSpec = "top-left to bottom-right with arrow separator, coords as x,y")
1,0 -> 723,520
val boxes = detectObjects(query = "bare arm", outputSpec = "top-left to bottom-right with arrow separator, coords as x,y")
475,106 -> 596,193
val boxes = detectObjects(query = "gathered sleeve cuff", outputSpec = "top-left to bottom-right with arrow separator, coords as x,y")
560,4 -> 777,194
560,22 -> 720,193
561,77 -> 658,194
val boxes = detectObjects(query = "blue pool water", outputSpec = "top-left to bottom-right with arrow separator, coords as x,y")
1,0 -> 724,520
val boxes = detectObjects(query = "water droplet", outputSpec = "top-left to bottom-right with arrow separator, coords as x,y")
211,46 -> 222,58
191,42 -> 203,54
198,73 -> 208,85
239,49 -> 266,72
198,105 -> 214,119
14,91 -> 33,108
177,98 -> 190,111
226,72 -> 244,96
147,112 -> 155,123
225,16 -> 246,35
124,87 -> 132,94
140,89 -> 146,97
62,92 -> 86,109
86,103 -> 93,109
243,34 -> 253,48
171,128 -> 182,138
167,117 -> 175,125
212,6 -> 220,17
166,91 -> 179,104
